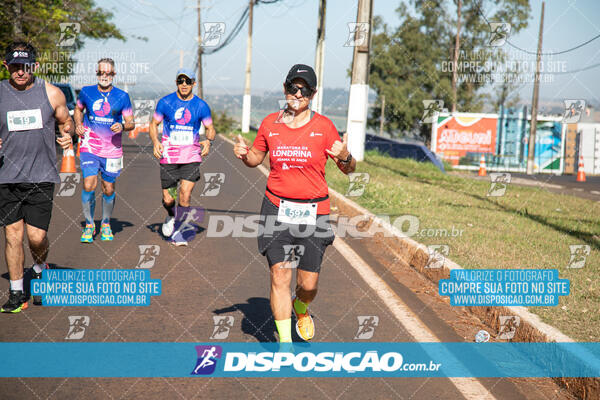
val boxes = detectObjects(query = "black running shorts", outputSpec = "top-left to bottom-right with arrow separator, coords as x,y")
257,196 -> 335,273
0,182 -> 55,231
160,162 -> 201,189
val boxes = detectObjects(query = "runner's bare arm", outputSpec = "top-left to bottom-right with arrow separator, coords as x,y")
121,114 -> 135,132
205,124 -> 216,141
335,155 -> 356,174
46,82 -> 74,149
326,132 -> 356,174
234,134 -> 266,167
74,103 -> 85,137
199,123 -> 216,157
149,117 -> 163,159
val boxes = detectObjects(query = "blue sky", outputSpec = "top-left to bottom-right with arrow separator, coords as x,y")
76,0 -> 600,105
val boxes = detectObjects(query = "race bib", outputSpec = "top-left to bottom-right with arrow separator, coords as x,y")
170,130 -> 194,145
106,156 -> 123,173
277,200 -> 317,225
7,109 -> 43,131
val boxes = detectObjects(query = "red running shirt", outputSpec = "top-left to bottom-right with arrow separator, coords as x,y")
252,112 -> 340,214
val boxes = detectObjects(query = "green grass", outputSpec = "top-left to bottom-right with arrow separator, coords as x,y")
223,130 -> 600,341
326,150 -> 600,341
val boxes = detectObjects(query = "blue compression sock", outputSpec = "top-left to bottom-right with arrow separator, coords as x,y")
101,192 -> 116,224
81,190 -> 95,225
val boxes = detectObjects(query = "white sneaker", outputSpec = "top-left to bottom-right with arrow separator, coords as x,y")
162,216 -> 175,237
171,230 -> 188,246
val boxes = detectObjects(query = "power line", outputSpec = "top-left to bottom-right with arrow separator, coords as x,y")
202,6 -> 250,55
195,0 -> 282,62
475,1 -> 600,56
506,34 -> 600,56
553,61 -> 600,74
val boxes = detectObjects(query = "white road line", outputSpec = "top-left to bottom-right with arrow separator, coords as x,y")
221,134 -> 496,400
333,238 -> 496,400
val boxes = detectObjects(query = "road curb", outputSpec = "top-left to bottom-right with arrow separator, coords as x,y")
222,133 -> 598,398
327,186 -> 599,399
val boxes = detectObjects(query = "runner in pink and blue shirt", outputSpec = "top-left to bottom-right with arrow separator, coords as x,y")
149,68 -> 216,246
74,58 -> 135,243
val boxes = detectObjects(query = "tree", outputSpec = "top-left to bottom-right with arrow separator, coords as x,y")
0,0 -> 128,81
368,0 -> 531,142
212,110 -> 237,134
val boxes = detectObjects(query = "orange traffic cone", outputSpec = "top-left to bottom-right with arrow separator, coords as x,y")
478,155 -> 487,176
129,126 -> 138,139
76,139 -> 81,157
60,143 -> 77,173
577,154 -> 586,182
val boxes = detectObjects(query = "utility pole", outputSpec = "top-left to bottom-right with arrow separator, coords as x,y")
13,0 -> 22,36
346,0 -> 373,162
173,50 -> 190,69
451,0 -> 462,113
197,0 -> 204,98
526,2 -> 544,175
312,0 -> 327,113
241,0 -> 254,133
378,95 -> 385,136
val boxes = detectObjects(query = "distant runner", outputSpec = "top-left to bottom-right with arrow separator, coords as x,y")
149,68 -> 215,246
0,41 -> 74,313
74,58 -> 135,243
233,64 -> 356,342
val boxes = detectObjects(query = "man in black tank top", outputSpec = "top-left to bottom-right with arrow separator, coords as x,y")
0,41 -> 74,313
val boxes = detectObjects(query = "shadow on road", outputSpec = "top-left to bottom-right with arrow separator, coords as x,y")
213,297 -> 277,342
146,222 -> 205,242
2,264 -> 74,295
79,219 -> 134,236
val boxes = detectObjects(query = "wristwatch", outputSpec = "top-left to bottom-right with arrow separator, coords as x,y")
340,153 -> 352,164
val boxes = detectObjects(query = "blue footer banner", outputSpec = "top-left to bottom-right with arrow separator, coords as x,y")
1,342 -> 599,378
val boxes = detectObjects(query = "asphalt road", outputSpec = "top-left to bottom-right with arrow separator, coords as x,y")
0,134 -> 574,399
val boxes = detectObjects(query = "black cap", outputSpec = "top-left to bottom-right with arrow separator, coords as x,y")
5,49 -> 36,65
285,64 -> 317,89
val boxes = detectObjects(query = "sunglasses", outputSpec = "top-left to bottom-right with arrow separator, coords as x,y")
177,77 -> 194,85
285,81 -> 313,97
96,71 -> 115,77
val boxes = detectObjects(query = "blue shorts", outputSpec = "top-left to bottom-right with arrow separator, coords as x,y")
80,152 -> 122,183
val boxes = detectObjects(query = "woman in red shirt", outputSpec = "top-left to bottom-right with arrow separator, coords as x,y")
233,64 -> 356,343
